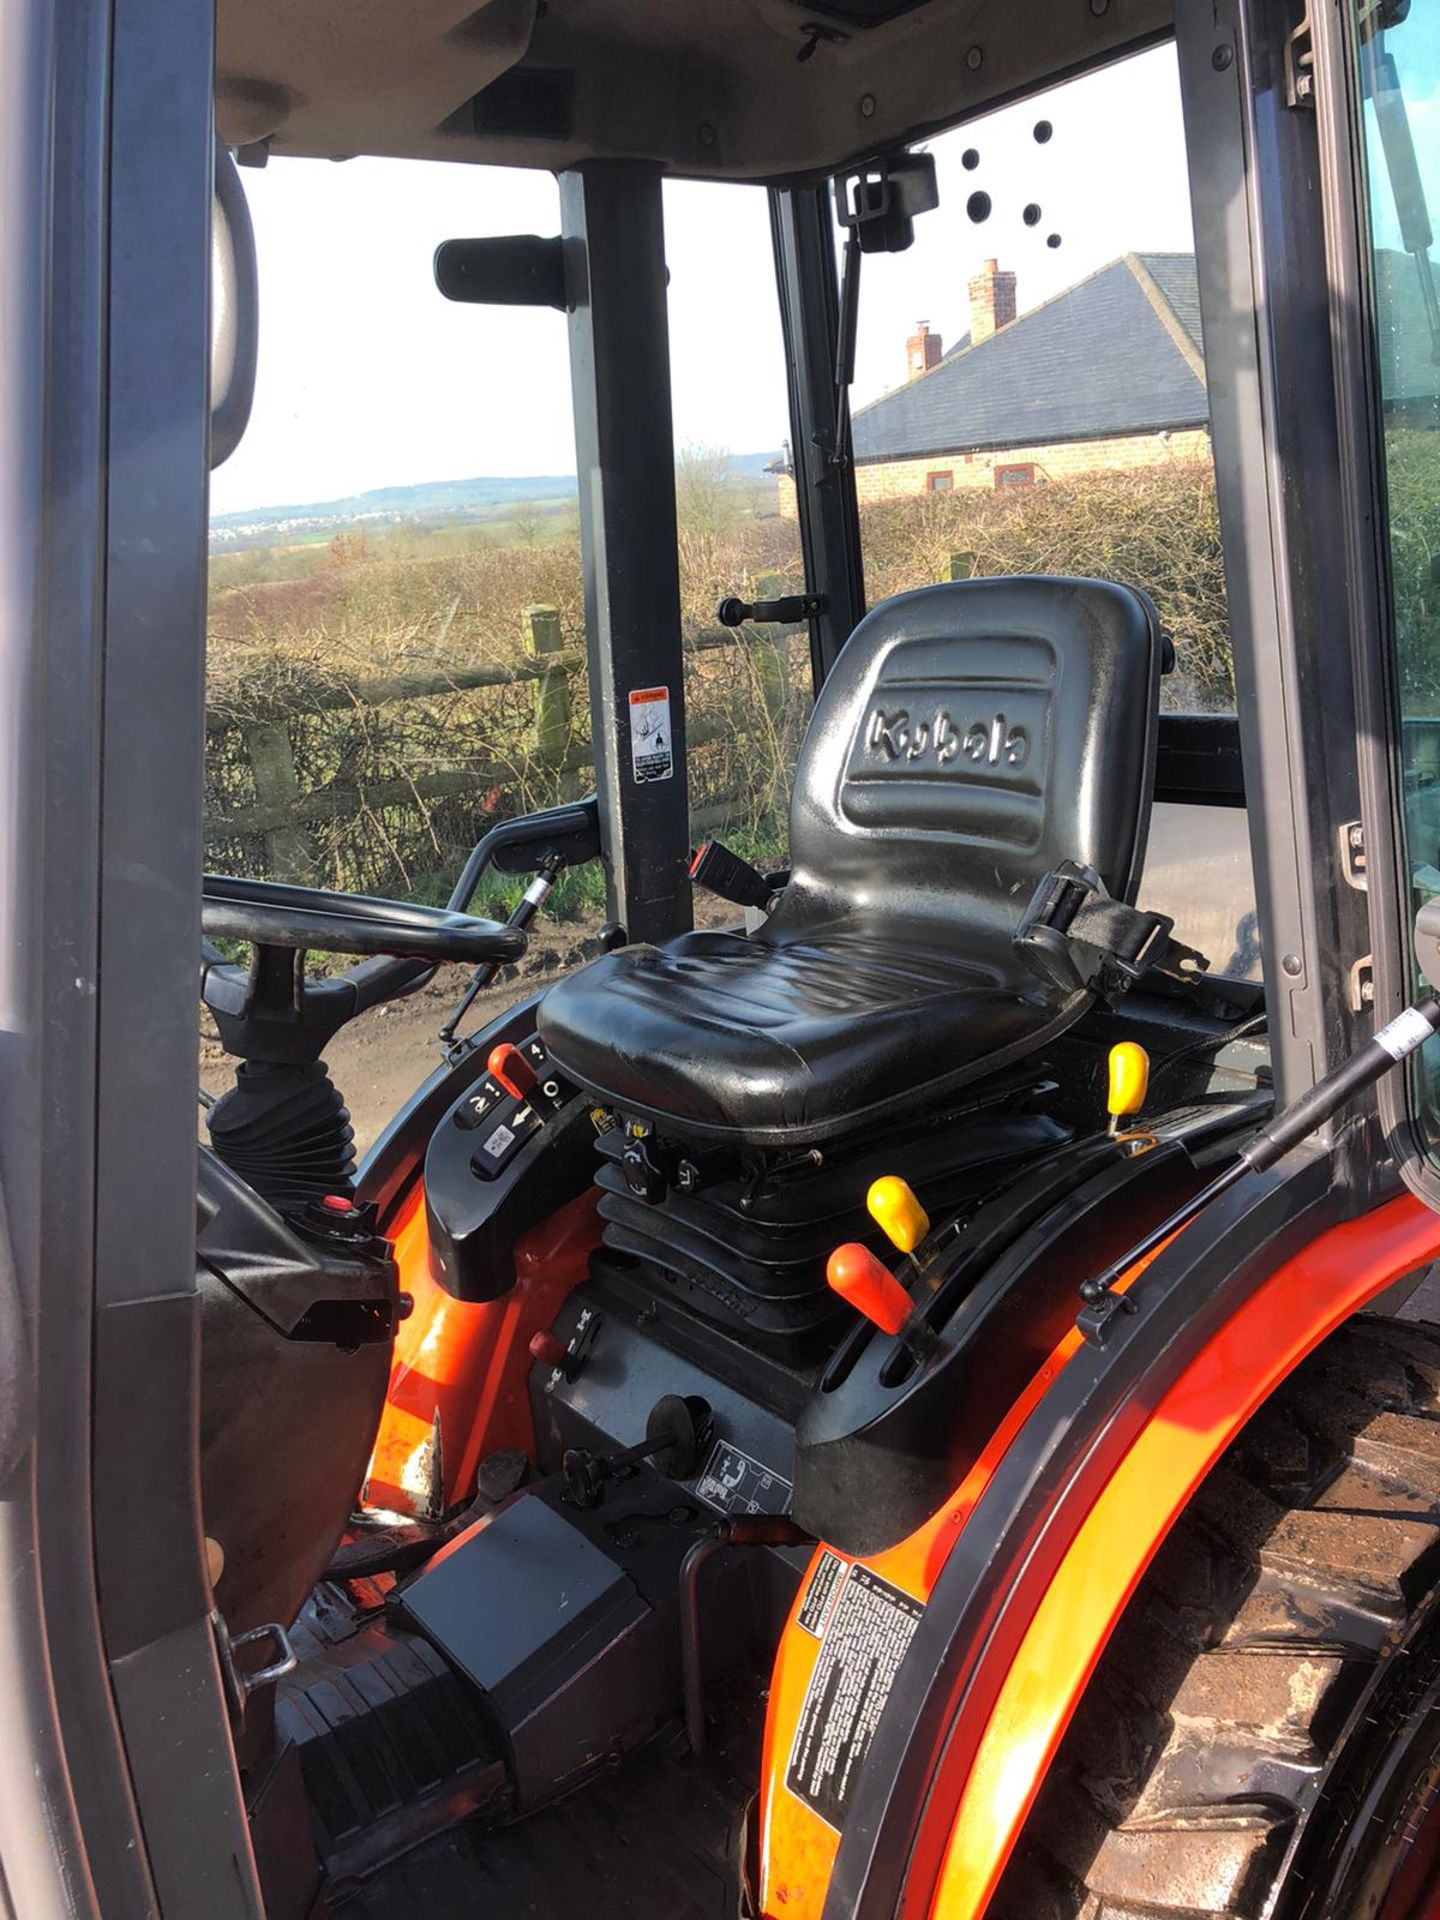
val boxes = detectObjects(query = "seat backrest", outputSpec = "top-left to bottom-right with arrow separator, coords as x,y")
767,575 -> 1162,977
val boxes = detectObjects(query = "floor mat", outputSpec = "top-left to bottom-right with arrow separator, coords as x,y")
334,1721 -> 752,1919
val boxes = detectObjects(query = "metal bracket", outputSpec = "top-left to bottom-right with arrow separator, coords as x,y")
1339,820 -> 1368,889
1285,3 -> 1315,105
212,1609 -> 297,1728
1076,1285 -> 1140,1347
1350,954 -> 1375,1012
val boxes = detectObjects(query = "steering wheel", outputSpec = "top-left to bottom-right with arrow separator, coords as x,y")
201,874 -> 527,1065
201,873 -> 526,966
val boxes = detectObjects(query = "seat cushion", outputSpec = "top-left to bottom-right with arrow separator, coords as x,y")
538,927 -> 1076,1146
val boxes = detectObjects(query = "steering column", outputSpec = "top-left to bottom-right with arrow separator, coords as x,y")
201,876 -> 526,1213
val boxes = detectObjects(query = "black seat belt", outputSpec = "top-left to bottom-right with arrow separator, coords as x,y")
1014,860 -> 1210,1001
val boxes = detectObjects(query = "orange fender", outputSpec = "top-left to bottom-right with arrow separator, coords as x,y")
756,1229 -> 1184,1920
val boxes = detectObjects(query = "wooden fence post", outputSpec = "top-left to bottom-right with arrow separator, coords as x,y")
524,604 -> 578,800
241,718 -> 317,880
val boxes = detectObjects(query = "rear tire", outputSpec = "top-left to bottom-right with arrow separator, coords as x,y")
990,1315 -> 1440,1920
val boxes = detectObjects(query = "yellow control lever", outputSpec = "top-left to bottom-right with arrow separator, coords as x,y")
867,1175 -> 931,1254
1107,1041 -> 1150,1135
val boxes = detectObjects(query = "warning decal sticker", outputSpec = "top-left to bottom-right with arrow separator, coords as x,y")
785,1564 -> 924,1832
795,1550 -> 848,1638
694,1438 -> 792,1516
628,685 -> 673,784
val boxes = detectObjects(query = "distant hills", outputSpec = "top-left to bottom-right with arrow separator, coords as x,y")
209,473 -> 576,551
210,452 -> 781,553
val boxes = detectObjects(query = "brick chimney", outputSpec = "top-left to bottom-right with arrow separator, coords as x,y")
967,259 -> 1017,345
906,320 -> 943,380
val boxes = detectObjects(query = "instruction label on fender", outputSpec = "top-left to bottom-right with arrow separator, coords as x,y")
796,1550 -> 847,1637
786,1564 -> 923,1832
629,685 -> 673,784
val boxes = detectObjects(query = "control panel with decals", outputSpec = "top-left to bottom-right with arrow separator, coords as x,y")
528,1279 -> 802,1523
424,1030 -> 605,1301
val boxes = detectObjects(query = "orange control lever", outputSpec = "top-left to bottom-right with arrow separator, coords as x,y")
488,1042 -> 537,1101
826,1243 -> 915,1336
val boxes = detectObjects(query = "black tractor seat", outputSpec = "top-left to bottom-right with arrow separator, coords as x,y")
540,576 -> 1165,1147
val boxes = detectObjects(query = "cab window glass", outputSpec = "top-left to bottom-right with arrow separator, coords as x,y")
1353,3 -> 1440,1150
830,43 -> 1257,975
664,180 -> 807,873
206,158 -> 583,1140
209,158 -> 584,907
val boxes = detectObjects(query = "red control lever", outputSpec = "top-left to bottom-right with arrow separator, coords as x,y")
825,1243 -> 915,1336
488,1043 -> 537,1101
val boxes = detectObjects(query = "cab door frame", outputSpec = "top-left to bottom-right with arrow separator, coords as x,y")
0,0 -> 261,1910
1178,0 -> 1380,1146
1306,0 -> 1440,1214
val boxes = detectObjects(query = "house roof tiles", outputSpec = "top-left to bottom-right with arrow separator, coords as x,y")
851,251 -> 1210,463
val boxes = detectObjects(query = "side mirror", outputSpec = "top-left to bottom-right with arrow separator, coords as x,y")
211,141 -> 258,469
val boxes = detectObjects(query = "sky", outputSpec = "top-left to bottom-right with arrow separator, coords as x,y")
211,42 -> 1200,517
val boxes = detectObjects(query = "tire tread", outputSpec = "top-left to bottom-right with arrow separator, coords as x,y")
989,1318 -> 1440,1920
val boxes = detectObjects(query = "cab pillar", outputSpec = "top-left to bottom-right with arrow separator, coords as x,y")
560,160 -> 693,945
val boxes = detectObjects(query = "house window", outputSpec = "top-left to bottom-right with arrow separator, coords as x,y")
926,470 -> 954,492
994,463 -> 1035,490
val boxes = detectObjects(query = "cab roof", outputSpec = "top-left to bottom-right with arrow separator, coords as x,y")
215,0 -> 1171,182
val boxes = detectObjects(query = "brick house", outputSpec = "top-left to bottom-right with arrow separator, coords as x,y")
776,252 -> 1213,509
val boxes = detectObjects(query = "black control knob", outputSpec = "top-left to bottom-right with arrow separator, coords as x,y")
622,1134 -> 669,1203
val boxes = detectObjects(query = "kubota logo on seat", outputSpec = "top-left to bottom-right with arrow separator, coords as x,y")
865,706 -> 1031,771
842,678 -> 1049,819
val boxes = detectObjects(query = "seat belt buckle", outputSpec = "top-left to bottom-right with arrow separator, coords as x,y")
1106,913 -> 1175,988
688,839 -> 775,911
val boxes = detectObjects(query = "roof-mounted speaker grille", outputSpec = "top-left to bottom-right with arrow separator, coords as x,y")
470,65 -> 574,140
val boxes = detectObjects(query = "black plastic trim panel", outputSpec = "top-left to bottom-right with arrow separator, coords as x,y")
358,991 -> 544,1223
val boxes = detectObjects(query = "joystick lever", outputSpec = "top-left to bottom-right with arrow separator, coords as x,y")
826,1242 -> 936,1365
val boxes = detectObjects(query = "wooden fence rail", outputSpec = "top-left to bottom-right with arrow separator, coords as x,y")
205,604 -> 803,880
202,654 -> 587,735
